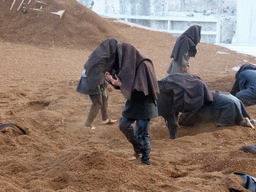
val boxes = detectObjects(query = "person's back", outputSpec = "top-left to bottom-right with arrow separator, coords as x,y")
157,72 -> 214,139
230,63 -> 256,106
238,69 -> 256,90
233,69 -> 256,106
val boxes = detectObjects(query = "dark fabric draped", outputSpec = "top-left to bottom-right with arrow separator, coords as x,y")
171,25 -> 202,63
78,38 -> 159,102
114,43 -> 159,102
83,37 -> 121,90
158,73 -> 213,113
235,63 -> 256,79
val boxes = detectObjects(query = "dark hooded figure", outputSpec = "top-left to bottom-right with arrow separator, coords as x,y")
158,72 -> 255,139
105,42 -> 159,165
166,25 -> 202,74
230,63 -> 256,106
76,37 -> 121,129
158,72 -> 214,139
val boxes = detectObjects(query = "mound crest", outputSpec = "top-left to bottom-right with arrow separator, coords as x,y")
0,0 -> 125,49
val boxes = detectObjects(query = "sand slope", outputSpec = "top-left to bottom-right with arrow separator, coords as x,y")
1,0 -> 256,191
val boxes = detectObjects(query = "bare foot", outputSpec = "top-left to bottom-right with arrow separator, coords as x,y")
245,117 -> 255,129
102,119 -> 117,125
128,153 -> 141,161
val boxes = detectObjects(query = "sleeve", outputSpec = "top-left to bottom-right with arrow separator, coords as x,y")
103,79 -> 109,87
238,74 -> 247,90
230,79 -> 240,95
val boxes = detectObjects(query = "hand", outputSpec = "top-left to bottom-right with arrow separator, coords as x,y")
105,72 -> 112,82
112,75 -> 122,87
105,72 -> 122,87
182,66 -> 189,73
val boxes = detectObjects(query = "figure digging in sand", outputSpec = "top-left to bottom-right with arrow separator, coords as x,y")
158,72 -> 255,139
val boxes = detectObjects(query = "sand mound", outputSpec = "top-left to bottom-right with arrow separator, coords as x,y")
1,0 -> 256,191
0,0 -> 126,49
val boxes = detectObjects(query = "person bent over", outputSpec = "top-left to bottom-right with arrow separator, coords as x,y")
105,42 -> 159,165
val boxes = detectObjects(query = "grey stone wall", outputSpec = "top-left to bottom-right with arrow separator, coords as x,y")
77,0 -> 237,44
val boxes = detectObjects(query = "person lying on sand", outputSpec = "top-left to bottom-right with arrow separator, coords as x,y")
158,71 -> 255,139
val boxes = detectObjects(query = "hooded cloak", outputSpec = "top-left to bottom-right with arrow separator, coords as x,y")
77,38 -> 159,101
83,37 -> 121,91
171,25 -> 202,64
158,73 -> 213,113
114,43 -> 159,102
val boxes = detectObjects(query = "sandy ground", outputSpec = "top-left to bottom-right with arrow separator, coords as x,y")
1,0 -> 256,191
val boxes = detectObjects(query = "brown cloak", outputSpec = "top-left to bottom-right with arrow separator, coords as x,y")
115,42 -> 159,102
83,37 -> 121,90
158,73 -> 213,113
80,38 -> 159,101
171,25 -> 202,64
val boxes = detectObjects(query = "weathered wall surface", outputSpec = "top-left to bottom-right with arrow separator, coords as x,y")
233,0 -> 256,45
77,0 -> 237,44
79,0 -> 236,16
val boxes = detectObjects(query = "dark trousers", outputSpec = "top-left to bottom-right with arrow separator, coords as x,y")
85,93 -> 108,127
119,116 -> 151,163
180,94 -> 249,127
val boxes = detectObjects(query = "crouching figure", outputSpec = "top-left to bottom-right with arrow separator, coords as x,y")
158,73 -> 255,139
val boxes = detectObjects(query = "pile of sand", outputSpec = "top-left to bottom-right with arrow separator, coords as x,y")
0,0 -> 126,50
1,0 -> 256,191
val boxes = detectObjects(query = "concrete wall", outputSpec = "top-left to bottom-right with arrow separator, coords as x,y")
77,0 -> 237,44
84,0 -> 237,16
233,0 -> 256,45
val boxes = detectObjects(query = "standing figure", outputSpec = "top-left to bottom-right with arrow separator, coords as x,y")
166,25 -> 202,74
76,38 -> 120,129
105,42 -> 159,165
230,63 -> 256,106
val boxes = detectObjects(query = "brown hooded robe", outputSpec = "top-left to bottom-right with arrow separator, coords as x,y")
76,37 -> 121,95
114,42 -> 159,102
